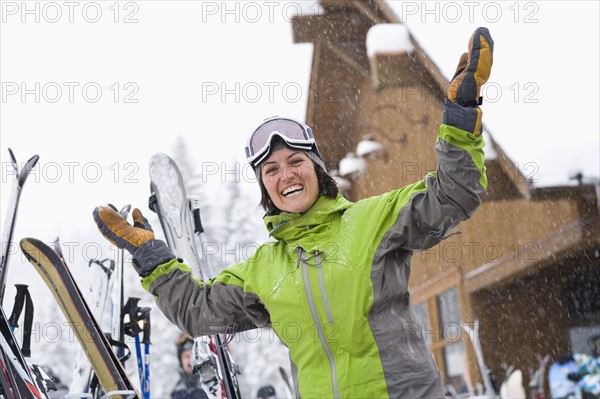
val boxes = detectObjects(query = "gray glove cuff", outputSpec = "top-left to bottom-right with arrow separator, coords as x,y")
442,99 -> 481,135
133,239 -> 176,277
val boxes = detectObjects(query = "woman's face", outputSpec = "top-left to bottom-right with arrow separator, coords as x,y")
261,148 -> 319,213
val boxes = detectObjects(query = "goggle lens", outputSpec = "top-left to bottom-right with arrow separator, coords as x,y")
249,119 -> 309,154
246,118 -> 320,168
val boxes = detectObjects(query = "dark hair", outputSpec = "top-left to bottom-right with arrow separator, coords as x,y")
259,161 -> 339,214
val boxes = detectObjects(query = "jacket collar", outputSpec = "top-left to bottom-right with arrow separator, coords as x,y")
263,195 -> 352,252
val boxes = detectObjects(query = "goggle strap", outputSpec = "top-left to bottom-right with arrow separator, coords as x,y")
249,142 -> 316,169
247,131 -> 315,166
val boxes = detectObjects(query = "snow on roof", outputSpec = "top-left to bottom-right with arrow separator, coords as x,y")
366,23 -> 414,58
339,153 -> 366,176
356,137 -> 385,157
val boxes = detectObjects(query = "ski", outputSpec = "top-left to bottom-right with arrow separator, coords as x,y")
0,307 -> 47,399
69,258 -> 115,397
0,148 -> 39,304
463,320 -> 498,398
148,153 -> 241,399
148,153 -> 204,280
0,147 -> 48,399
279,366 -> 294,397
20,237 -> 138,399
188,198 -> 242,399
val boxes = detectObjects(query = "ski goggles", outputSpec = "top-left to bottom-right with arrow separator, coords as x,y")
245,117 -> 321,168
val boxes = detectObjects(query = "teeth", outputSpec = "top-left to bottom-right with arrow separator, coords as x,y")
283,185 -> 303,196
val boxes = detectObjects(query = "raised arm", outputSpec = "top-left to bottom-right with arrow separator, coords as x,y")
365,27 -> 493,254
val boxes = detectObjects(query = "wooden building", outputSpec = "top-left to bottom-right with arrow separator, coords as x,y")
292,1 -> 600,395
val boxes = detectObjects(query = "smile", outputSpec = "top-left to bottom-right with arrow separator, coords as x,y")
282,184 -> 304,197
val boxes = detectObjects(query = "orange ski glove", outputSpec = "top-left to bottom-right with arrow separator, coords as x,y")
93,205 -> 174,276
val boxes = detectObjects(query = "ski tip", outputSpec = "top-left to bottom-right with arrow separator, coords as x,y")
149,152 -> 170,160
20,237 -> 43,246
7,148 -> 17,164
19,237 -> 60,266
148,152 -> 175,173
19,237 -> 44,262
18,153 -> 40,186
26,154 -> 40,167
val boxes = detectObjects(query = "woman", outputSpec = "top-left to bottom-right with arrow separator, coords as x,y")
94,27 -> 493,398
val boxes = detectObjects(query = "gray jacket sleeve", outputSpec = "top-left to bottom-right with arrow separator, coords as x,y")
376,102 -> 487,254
142,256 -> 270,336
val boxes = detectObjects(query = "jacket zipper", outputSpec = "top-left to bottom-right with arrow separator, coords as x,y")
298,248 -> 340,399
315,253 -> 334,324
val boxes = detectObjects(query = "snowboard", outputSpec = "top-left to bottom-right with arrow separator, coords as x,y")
148,153 -> 241,399
20,237 -> 138,399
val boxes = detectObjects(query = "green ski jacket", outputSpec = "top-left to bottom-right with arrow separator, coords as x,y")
141,103 -> 487,398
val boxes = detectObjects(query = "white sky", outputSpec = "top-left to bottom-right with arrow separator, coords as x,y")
1,0 -> 599,266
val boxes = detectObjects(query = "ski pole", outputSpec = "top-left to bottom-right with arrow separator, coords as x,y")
140,307 -> 151,399
116,205 -> 131,363
123,297 -> 145,395
8,284 -> 28,332
7,284 -> 34,358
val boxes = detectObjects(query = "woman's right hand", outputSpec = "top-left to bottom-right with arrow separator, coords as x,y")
93,205 -> 155,254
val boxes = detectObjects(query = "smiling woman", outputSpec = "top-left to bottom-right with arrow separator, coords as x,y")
94,27 -> 494,399
259,148 -> 320,214
243,116 -> 339,214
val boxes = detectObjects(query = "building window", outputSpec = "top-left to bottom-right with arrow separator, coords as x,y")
438,286 -> 461,340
